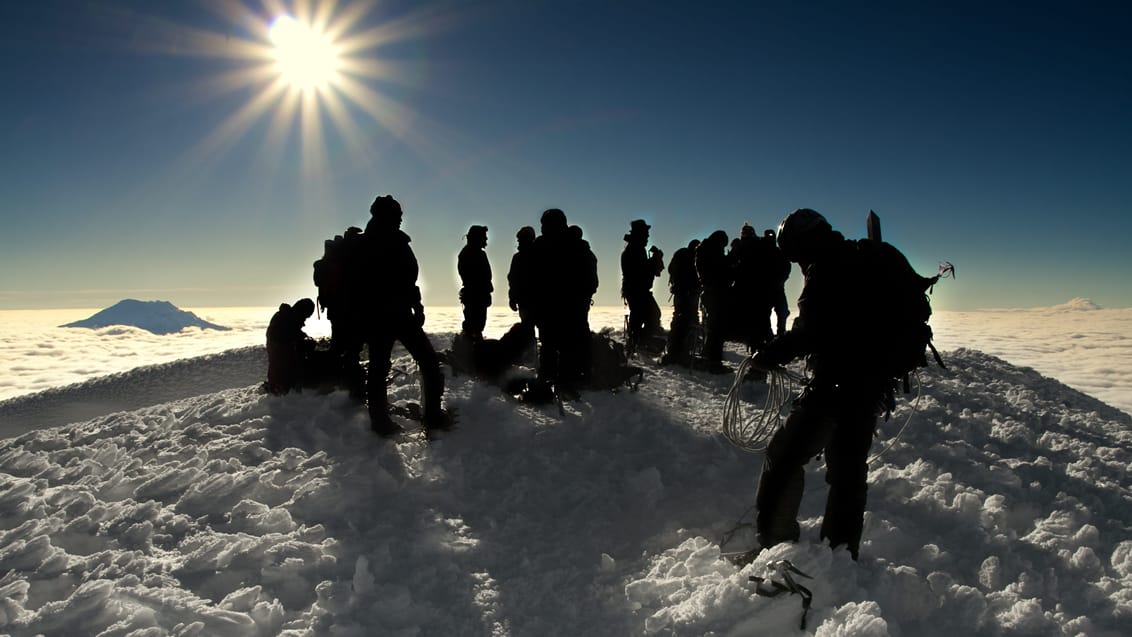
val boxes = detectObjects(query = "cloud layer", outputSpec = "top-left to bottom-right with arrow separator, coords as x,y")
2,303 -> 1130,416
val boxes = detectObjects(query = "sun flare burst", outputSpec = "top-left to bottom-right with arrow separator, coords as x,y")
142,0 -> 447,188
269,15 -> 341,92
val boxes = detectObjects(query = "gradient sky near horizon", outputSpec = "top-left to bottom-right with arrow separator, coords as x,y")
2,0 -> 1130,311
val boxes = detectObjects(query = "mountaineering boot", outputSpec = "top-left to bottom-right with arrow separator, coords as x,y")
423,408 -> 452,430
518,377 -> 558,404
369,408 -> 404,437
422,408 -> 455,441
729,545 -> 765,567
659,349 -> 693,368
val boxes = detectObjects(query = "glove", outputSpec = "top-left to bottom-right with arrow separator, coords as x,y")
413,305 -> 426,327
509,300 -> 518,311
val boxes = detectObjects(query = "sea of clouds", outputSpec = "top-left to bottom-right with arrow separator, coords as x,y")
1,299 -> 1130,416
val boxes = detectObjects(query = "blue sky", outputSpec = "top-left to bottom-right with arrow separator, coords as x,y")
1,0 -> 1130,311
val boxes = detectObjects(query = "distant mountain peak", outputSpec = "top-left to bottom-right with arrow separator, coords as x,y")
1055,297 -> 1102,311
60,299 -> 231,335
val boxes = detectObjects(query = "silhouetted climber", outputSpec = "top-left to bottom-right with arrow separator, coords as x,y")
508,226 -> 537,327
661,238 -> 701,366
696,230 -> 731,373
265,298 -> 316,395
728,237 -> 742,266
360,195 -> 447,437
530,209 -> 598,392
620,219 -> 665,354
765,228 -> 792,336
570,223 -> 600,385
730,222 -> 774,352
749,208 -> 906,561
458,225 -> 492,339
506,225 -> 539,360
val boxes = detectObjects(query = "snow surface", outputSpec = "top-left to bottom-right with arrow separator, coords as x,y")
60,300 -> 230,335
2,329 -> 1131,635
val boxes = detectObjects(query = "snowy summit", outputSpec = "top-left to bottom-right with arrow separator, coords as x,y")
0,333 -> 1130,636
59,300 -> 230,335
1053,298 -> 1102,312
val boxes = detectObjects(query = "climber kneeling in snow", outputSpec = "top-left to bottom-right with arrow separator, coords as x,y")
749,209 -> 917,561
265,298 -> 316,395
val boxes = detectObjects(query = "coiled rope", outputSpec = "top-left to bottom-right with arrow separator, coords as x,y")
721,357 -> 806,453
721,357 -> 924,463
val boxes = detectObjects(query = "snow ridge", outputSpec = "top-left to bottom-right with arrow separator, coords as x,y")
0,347 -> 265,439
0,342 -> 1130,635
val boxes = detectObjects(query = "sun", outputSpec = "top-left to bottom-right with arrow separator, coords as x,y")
269,15 -> 341,92
140,0 -> 452,188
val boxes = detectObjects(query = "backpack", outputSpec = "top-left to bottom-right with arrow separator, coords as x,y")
445,323 -> 535,381
856,239 -> 945,391
313,227 -> 363,312
501,330 -> 641,406
588,328 -> 644,391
